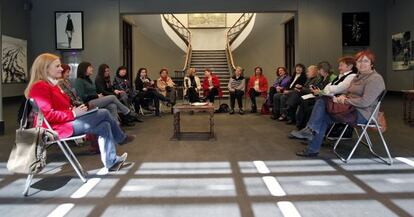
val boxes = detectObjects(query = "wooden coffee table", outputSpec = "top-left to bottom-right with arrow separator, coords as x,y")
171,104 -> 215,140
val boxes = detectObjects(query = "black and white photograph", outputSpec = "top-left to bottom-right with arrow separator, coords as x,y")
55,11 -> 84,50
342,12 -> 370,46
392,31 -> 412,70
1,35 -> 27,83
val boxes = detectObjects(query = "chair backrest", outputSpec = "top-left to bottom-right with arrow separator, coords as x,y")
365,90 -> 387,123
28,98 -> 54,131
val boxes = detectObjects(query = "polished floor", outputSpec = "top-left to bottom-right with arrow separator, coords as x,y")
0,95 -> 413,217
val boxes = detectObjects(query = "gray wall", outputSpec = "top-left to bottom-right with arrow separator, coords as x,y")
30,0 -> 121,80
27,0 -> 406,92
1,0 -> 30,97
386,0 -> 414,91
132,25 -> 185,80
296,0 -> 387,80
233,13 -> 285,80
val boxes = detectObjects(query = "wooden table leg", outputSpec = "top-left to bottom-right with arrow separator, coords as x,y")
172,111 -> 181,140
209,110 -> 215,139
403,93 -> 408,122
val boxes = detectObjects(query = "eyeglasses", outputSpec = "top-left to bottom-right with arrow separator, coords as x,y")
356,59 -> 371,64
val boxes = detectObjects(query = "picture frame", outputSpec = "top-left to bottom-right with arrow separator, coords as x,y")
188,13 -> 226,28
392,31 -> 412,71
2,35 -> 28,83
55,11 -> 84,50
342,12 -> 370,46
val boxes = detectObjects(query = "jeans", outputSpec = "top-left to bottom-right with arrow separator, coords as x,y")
72,109 -> 126,168
89,95 -> 130,119
165,87 -> 177,104
306,98 -> 367,153
272,92 -> 288,117
249,88 -> 261,108
229,90 -> 244,109
268,87 -> 277,105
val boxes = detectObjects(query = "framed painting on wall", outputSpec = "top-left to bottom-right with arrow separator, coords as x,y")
1,35 -> 27,83
392,31 -> 412,71
55,11 -> 84,50
188,13 -> 226,28
342,12 -> 370,46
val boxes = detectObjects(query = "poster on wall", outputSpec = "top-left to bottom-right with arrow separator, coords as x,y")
55,11 -> 84,50
342,12 -> 370,46
188,13 -> 226,28
1,35 -> 27,83
392,31 -> 412,71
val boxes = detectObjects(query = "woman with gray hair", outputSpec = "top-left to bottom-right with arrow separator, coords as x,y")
228,66 -> 246,114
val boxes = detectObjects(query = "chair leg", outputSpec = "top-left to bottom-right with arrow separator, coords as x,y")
325,124 -> 336,140
333,124 -> 350,162
63,141 -> 88,177
23,173 -> 33,196
56,141 -> 87,183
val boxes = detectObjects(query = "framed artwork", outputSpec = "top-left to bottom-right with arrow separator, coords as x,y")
392,31 -> 412,70
188,13 -> 226,28
55,11 -> 84,50
2,35 -> 27,83
342,12 -> 370,46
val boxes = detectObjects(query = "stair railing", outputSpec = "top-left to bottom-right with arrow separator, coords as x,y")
162,14 -> 192,72
226,13 -> 254,71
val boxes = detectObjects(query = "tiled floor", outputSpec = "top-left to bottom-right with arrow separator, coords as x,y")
0,95 -> 413,217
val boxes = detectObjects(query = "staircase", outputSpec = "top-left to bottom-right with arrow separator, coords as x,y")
190,50 -> 231,98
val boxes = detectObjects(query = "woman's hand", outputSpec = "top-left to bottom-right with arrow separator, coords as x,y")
311,87 -> 321,95
73,104 -> 88,116
114,90 -> 121,95
98,93 -> 104,98
335,95 -> 348,104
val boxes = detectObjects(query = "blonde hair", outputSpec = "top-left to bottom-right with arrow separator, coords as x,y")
235,66 -> 244,72
24,53 -> 60,97
307,65 -> 318,72
187,67 -> 196,76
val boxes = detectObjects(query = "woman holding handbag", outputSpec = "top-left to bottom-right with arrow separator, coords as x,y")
293,50 -> 385,157
25,53 -> 135,171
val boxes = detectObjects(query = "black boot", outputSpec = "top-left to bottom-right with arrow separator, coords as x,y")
120,114 -> 135,127
250,105 -> 257,113
127,111 -> 143,122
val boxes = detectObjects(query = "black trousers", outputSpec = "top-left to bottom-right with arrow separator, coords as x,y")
186,87 -> 200,103
136,90 -> 169,115
296,98 -> 316,129
249,88 -> 261,107
285,91 -> 303,121
229,90 -> 244,109
206,87 -> 219,102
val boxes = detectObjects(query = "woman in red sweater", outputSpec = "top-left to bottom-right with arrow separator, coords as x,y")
247,66 -> 268,113
25,53 -> 134,171
202,68 -> 222,103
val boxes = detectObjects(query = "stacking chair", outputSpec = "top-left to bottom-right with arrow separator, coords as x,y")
330,90 -> 392,165
23,98 -> 88,196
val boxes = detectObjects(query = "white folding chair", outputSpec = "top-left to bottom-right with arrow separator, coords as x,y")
331,90 -> 392,165
23,98 -> 88,196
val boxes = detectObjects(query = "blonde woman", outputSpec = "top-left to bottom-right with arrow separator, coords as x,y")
25,53 -> 134,171
183,68 -> 202,103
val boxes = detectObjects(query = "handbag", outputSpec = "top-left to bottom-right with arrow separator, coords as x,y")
323,96 -> 357,125
7,100 -> 57,174
369,110 -> 387,133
